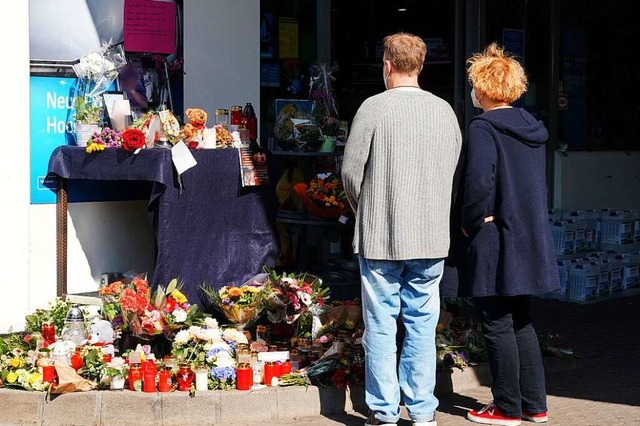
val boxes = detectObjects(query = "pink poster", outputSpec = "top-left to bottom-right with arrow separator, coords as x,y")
124,0 -> 176,54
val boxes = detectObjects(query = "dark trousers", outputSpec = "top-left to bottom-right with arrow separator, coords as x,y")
474,295 -> 547,418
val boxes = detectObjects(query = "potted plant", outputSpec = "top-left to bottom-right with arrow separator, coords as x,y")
319,116 -> 340,152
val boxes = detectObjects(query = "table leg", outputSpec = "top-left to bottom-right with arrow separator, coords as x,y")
56,177 -> 68,297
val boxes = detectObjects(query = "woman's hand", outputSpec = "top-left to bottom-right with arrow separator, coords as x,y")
462,216 -> 495,238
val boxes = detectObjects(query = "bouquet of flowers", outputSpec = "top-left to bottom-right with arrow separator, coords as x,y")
263,267 -> 330,324
293,174 -> 348,219
278,353 -> 364,389
85,127 -> 122,153
200,275 -> 269,327
100,276 -> 204,339
0,346 -> 48,391
99,275 -> 164,337
72,44 -> 127,126
154,279 -> 207,338
171,318 -> 246,390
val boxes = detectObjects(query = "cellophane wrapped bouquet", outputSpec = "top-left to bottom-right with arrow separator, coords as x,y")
262,267 -> 330,324
200,274 -> 269,328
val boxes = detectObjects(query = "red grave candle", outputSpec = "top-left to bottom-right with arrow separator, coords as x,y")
236,363 -> 252,390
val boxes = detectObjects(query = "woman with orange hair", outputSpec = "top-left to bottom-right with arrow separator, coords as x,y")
456,43 -> 559,425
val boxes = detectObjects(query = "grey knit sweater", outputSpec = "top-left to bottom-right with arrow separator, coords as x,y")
342,88 -> 462,260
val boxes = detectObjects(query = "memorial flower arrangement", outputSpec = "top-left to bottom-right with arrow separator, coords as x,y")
0,346 -> 47,391
171,318 -> 245,390
200,277 -> 269,327
72,44 -> 126,126
156,279 -> 207,337
263,267 -> 330,324
278,353 -> 365,389
85,127 -> 122,153
99,277 -> 204,339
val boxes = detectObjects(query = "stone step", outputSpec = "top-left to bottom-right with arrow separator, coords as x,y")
0,363 -> 494,426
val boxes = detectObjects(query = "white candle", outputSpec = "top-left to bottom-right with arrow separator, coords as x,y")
195,369 -> 208,391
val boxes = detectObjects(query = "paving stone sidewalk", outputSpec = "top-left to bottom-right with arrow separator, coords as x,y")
228,294 -> 640,426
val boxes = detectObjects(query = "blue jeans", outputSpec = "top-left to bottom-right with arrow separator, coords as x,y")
360,256 -> 443,424
474,296 -> 547,418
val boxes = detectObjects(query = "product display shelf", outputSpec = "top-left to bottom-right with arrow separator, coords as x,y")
276,210 -> 335,226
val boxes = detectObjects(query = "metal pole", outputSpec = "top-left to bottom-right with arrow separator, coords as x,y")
56,177 -> 68,297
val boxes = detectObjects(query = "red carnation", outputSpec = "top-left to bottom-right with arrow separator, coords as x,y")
121,128 -> 146,151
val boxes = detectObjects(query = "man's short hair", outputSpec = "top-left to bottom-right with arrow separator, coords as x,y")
383,33 -> 426,76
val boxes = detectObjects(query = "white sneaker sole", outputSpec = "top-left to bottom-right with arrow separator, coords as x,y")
467,411 -> 522,426
522,414 -> 548,423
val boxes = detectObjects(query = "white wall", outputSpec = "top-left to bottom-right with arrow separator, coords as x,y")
0,3 -> 30,333
553,151 -> 640,210
183,0 -> 260,135
0,1 -> 261,333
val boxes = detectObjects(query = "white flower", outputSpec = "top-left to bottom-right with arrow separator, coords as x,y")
201,327 -> 222,342
173,330 -> 190,345
203,343 -> 214,352
298,291 -> 312,306
204,317 -> 219,329
172,308 -> 187,323
106,357 -> 126,369
215,353 -> 236,368
222,328 -> 247,344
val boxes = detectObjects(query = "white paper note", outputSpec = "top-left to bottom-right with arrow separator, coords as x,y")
171,140 -> 198,176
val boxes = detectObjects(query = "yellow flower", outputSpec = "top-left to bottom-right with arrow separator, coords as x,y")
86,143 -> 106,154
436,323 -> 446,333
171,289 -> 188,304
9,358 -> 25,369
6,372 -> 18,383
29,372 -> 41,384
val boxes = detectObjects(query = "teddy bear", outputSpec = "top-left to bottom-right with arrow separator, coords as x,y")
182,108 -> 208,148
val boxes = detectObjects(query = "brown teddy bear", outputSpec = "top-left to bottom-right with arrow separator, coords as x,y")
182,108 -> 208,148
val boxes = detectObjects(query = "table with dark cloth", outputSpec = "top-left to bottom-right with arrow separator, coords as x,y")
47,146 -> 280,305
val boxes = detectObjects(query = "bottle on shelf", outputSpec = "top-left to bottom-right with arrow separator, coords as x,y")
242,102 -> 258,143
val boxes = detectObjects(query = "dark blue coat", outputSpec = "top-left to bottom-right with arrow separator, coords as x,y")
443,107 -> 560,297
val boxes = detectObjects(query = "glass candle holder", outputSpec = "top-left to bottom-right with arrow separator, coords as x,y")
128,363 -> 143,391
263,361 -> 277,386
194,363 -> 208,391
158,367 -> 173,392
41,323 -> 56,346
176,362 -> 195,391
236,363 -> 252,390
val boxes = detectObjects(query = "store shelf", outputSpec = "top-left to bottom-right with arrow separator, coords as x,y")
270,150 -> 342,157
276,210 -> 336,226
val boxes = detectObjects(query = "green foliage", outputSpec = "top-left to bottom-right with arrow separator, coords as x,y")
24,298 -> 72,334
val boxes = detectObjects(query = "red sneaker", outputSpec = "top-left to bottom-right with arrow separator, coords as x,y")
522,411 -> 548,423
467,401 -> 522,426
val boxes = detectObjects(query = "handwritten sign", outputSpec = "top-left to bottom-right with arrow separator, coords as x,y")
124,0 -> 176,54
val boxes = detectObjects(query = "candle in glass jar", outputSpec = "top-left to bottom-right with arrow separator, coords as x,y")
263,361 -> 277,386
230,105 -> 243,126
280,359 -> 292,376
194,364 -> 208,391
41,323 -> 56,346
236,363 -> 252,390
252,360 -> 264,385
143,370 -> 156,392
158,367 -> 172,392
176,363 -> 194,391
128,363 -> 143,391
42,364 -> 56,384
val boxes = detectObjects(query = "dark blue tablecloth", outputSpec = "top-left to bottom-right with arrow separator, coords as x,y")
47,146 -> 280,305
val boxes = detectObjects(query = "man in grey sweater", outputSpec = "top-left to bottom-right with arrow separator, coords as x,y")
342,33 -> 462,426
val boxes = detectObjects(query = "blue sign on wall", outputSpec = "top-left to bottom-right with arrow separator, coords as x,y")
30,76 -> 76,204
